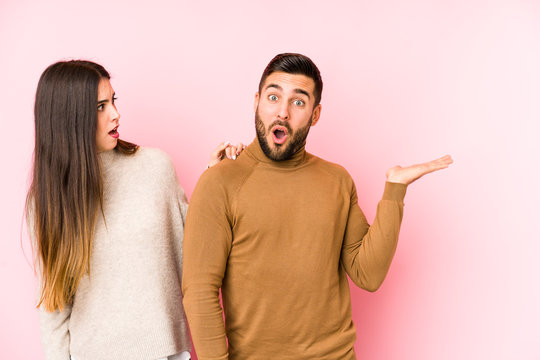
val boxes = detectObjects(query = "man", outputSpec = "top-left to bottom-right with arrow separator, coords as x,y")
182,53 -> 453,359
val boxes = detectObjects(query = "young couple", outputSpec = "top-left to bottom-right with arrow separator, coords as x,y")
28,54 -> 452,360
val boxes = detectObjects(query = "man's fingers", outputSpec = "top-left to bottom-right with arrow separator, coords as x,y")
434,155 -> 453,165
386,155 -> 453,184
428,155 -> 453,171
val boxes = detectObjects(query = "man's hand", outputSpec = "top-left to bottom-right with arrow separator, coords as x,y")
386,155 -> 453,185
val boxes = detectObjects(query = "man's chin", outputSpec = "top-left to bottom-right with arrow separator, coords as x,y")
269,147 -> 293,161
258,131 -> 295,161
269,141 -> 285,151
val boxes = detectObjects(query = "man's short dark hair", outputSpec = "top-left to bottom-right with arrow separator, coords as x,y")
258,53 -> 323,107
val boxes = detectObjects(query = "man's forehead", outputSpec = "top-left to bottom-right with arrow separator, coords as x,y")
262,71 -> 315,94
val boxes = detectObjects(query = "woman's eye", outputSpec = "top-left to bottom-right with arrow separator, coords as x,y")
97,104 -> 104,111
112,96 -> 118,104
268,94 -> 278,101
293,99 -> 305,106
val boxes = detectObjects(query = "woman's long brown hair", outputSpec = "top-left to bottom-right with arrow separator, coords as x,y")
26,60 -> 138,311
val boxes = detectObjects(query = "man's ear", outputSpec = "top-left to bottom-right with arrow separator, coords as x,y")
254,92 -> 260,113
311,104 -> 322,126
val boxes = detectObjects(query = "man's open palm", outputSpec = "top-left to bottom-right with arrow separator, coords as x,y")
386,155 -> 453,185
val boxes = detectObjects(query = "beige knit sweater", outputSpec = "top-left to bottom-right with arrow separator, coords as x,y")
38,147 -> 191,360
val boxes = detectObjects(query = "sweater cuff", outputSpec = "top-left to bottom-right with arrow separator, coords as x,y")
382,181 -> 407,201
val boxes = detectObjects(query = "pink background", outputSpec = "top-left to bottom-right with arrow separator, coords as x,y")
1,0 -> 539,359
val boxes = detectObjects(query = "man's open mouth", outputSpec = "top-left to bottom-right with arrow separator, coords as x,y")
271,126 -> 288,144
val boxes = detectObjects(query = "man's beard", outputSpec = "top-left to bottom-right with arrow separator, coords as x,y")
255,108 -> 312,161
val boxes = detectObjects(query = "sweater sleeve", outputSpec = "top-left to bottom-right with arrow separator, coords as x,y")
39,305 -> 71,359
175,180 -> 189,278
182,170 -> 231,360
176,181 -> 189,227
340,181 -> 407,292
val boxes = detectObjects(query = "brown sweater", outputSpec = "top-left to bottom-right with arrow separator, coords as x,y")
182,139 -> 407,360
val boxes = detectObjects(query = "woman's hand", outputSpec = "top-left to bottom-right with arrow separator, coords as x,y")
207,141 -> 247,168
386,155 -> 453,185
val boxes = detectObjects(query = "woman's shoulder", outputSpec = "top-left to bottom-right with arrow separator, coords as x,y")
135,146 -> 172,162
131,147 -> 177,175
102,146 -> 171,169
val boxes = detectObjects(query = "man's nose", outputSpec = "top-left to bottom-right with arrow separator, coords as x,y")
277,104 -> 289,120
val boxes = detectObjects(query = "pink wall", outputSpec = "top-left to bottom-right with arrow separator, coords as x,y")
1,0 -> 539,359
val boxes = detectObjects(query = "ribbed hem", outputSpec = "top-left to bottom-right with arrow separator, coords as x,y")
382,181 -> 407,201
71,335 -> 191,360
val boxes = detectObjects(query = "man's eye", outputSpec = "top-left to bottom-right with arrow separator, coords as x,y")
293,99 -> 305,106
268,95 -> 278,101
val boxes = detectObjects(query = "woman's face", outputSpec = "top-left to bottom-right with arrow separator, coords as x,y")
96,78 -> 120,152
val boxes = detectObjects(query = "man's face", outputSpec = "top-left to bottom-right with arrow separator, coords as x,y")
254,71 -> 321,161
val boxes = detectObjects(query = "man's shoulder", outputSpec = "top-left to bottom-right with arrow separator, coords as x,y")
307,152 -> 354,181
196,153 -> 256,191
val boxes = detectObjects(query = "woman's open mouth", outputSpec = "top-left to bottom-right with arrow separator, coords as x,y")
109,126 -> 119,139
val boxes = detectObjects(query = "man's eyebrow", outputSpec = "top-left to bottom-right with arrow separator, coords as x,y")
294,89 -> 310,98
265,84 -> 311,99
265,83 -> 282,91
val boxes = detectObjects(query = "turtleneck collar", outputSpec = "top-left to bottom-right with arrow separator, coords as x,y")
246,137 -> 307,168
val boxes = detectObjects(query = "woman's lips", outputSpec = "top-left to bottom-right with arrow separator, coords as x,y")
109,126 -> 119,139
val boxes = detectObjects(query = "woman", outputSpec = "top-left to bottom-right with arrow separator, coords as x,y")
26,60 -> 242,360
